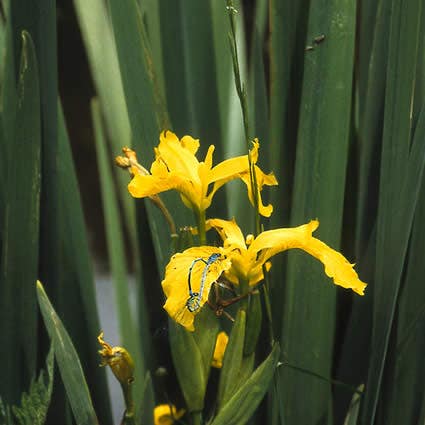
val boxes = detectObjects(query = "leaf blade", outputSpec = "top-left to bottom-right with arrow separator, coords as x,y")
36,281 -> 99,425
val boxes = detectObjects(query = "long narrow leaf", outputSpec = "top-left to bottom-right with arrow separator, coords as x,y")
107,0 -> 183,272
0,30 -> 40,404
361,0 -> 424,421
56,102 -> 113,425
37,281 -> 99,425
279,0 -> 357,423
210,343 -> 280,425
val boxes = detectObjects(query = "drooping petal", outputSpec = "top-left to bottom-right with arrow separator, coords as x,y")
209,140 -> 277,217
129,155 -> 201,211
162,246 -> 231,331
128,172 -> 189,199
239,165 -> 278,217
250,220 -> 367,295
248,221 -> 318,262
303,237 -> 367,294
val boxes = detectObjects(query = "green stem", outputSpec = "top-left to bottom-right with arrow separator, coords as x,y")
121,383 -> 135,425
226,0 -> 261,235
261,277 -> 275,345
279,362 -> 364,396
191,411 -> 202,425
197,209 -> 207,246
239,278 -> 250,311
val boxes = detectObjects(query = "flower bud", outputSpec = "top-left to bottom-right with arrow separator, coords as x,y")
212,331 -> 229,369
97,332 -> 134,386
154,404 -> 185,425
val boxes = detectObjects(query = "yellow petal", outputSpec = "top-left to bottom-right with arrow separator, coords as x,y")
128,173 -> 183,198
157,131 -> 201,185
162,247 -> 231,331
207,218 -> 255,284
128,168 -> 200,211
206,218 -> 246,251
198,145 -> 216,210
239,165 -> 278,217
203,144 -> 215,171
180,134 -> 200,155
209,141 -> 277,217
250,220 -> 367,295
209,154 -> 250,183
211,331 -> 229,368
249,221 -> 319,261
304,238 -> 367,295
154,404 -> 185,425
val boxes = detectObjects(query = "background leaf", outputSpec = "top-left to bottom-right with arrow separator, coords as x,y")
361,0 -> 425,422
37,281 -> 99,425
12,345 -> 54,425
92,98 -> 145,406
0,30 -> 40,405
279,0 -> 357,423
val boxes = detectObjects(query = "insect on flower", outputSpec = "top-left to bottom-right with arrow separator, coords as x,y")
186,253 -> 222,312
162,247 -> 232,331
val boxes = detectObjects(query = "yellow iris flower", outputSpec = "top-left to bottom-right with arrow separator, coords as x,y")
127,131 -> 277,216
154,404 -> 185,425
207,218 -> 367,295
161,219 -> 366,331
162,246 -> 231,331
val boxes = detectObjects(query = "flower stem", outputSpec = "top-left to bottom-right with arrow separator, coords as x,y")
239,278 -> 250,311
150,194 -> 177,237
196,209 -> 207,246
121,382 -> 135,425
226,0 -> 261,236
191,411 -> 202,425
261,275 -> 275,346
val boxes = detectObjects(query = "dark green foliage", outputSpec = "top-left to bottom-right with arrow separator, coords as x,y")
1,1 -> 425,424
37,281 -> 99,425
0,29 -> 40,405
12,346 -> 54,425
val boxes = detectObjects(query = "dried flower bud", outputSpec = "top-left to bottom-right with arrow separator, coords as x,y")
98,332 -> 134,386
122,146 -> 137,160
115,156 -> 131,169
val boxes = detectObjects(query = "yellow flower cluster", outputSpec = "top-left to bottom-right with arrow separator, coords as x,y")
128,130 -> 277,217
126,131 -> 367,331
